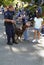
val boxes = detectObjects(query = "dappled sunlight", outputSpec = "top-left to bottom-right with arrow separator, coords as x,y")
0,12 -> 2,14
4,45 -> 20,53
3,31 -> 6,35
0,34 -> 3,38
11,47 -> 20,52
0,31 -> 6,39
4,45 -> 28,53
33,44 -> 44,50
26,55 -> 38,61
37,50 -> 44,57
37,43 -> 44,47
20,47 -> 27,51
40,36 -> 44,44
4,46 -> 11,50
33,43 -> 44,57
11,47 -> 28,53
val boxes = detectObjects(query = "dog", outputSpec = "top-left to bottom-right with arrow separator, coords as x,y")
13,22 -> 30,40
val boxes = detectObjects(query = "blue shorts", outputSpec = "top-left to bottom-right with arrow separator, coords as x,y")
34,28 -> 40,32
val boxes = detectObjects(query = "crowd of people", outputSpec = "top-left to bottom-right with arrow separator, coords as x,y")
4,4 -> 44,45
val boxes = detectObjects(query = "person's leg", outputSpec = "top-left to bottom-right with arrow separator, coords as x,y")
6,33 -> 13,45
12,26 -> 18,44
5,25 -> 13,45
37,31 -> 40,39
37,30 -> 41,43
32,30 -> 37,42
7,35 -> 11,43
34,30 -> 37,39
24,28 -> 29,40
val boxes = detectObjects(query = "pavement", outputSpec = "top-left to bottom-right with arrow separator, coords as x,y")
0,14 -> 44,65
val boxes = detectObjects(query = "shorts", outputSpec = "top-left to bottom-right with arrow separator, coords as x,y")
34,28 -> 41,32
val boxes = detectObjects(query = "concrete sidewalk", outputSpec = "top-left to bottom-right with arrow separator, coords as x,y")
0,15 -> 44,65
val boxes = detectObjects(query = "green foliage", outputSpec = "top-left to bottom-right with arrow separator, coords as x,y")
0,0 -> 3,6
0,0 -> 38,6
21,0 -> 31,2
42,6 -> 44,12
0,0 -> 14,6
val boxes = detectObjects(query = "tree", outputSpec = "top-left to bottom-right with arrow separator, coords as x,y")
21,0 -> 31,3
0,0 -> 3,6
0,0 -> 14,6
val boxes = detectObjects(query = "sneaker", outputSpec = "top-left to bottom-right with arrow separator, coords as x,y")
37,39 -> 41,43
32,39 -> 37,43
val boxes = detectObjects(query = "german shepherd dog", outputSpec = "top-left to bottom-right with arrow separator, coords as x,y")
13,22 -> 30,40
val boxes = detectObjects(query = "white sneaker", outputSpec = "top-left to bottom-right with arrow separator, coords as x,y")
37,39 -> 41,43
32,39 -> 37,43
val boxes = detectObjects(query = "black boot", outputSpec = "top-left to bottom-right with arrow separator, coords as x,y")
7,42 -> 13,45
7,36 -> 13,45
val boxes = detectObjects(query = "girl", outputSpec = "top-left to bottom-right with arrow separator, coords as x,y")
32,12 -> 43,43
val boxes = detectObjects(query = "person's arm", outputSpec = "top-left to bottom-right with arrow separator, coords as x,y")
4,19 -> 16,24
4,12 -> 16,24
4,19 -> 12,22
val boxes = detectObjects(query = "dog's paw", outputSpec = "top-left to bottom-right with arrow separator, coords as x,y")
18,37 -> 23,42
18,37 -> 21,40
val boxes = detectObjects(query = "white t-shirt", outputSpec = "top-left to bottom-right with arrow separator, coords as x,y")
34,17 -> 43,29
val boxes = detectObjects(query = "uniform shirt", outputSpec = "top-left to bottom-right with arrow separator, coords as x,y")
4,10 -> 14,25
34,17 -> 43,29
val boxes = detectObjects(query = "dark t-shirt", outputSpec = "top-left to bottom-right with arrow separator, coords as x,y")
4,10 -> 14,25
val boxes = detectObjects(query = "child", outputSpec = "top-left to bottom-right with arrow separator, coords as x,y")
22,13 -> 30,41
32,12 -> 43,43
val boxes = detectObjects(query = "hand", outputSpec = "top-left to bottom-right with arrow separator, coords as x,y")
11,20 -> 16,24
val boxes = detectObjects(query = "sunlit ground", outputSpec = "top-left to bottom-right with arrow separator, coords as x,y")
4,34 -> 44,58
0,29 -> 44,65
3,25 -> 44,58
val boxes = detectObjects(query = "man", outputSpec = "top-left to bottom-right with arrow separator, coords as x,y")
4,5 -> 18,45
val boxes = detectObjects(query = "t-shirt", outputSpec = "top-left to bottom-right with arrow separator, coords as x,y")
4,10 -> 14,20
4,10 -> 14,25
34,17 -> 43,29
